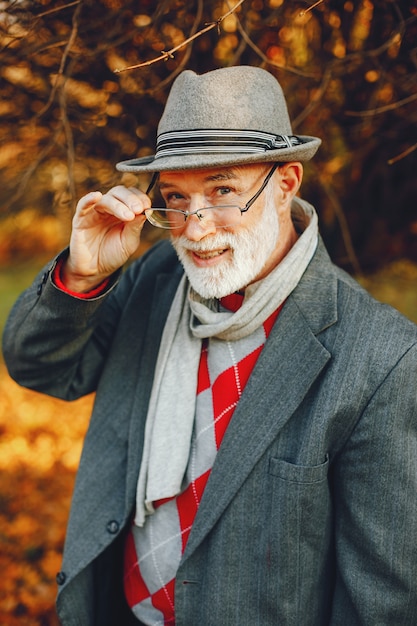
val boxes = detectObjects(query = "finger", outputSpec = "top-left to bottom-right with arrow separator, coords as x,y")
93,192 -> 139,222
107,185 -> 151,217
127,187 -> 152,211
75,191 -> 103,216
95,185 -> 151,221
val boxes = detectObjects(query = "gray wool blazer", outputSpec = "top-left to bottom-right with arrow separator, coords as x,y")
3,238 -> 417,626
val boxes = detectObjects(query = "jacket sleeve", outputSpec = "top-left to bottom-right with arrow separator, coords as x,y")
2,250 -> 124,400
331,342 -> 417,625
2,240 -> 181,401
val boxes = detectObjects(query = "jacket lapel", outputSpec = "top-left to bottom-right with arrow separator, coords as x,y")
183,240 -> 338,558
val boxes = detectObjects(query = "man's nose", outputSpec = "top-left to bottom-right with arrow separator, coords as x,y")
182,196 -> 217,241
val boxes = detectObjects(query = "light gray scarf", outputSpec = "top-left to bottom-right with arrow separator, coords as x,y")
134,198 -> 318,526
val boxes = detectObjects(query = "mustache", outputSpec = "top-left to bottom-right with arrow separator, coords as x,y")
173,233 -> 237,252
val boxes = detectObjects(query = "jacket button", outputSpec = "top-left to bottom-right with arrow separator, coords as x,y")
36,284 -> 43,296
106,520 -> 120,534
56,571 -> 67,585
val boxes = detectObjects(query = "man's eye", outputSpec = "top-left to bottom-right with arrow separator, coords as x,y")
218,187 -> 232,195
166,192 -> 184,201
164,192 -> 186,207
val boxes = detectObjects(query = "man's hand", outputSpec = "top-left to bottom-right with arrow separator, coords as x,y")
62,186 -> 149,292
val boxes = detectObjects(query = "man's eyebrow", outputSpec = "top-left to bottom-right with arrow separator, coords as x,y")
158,181 -> 175,190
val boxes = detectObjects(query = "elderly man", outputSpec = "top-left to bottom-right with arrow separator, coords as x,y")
3,66 -> 417,626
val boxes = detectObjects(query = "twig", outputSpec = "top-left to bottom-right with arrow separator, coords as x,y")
292,4 -> 408,127
388,142 -> 417,165
144,0 -> 204,95
292,68 -> 332,128
231,6 -> 318,79
57,6 -> 82,214
311,163 -> 362,276
36,1 -> 81,19
6,126 -> 63,209
59,76 -> 76,213
36,1 -> 83,119
0,0 -> 81,54
298,0 -> 326,18
8,2 -> 82,212
345,92 -> 417,117
113,0 -> 246,73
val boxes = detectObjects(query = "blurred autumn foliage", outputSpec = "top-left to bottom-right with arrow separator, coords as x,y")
0,365 -> 92,625
1,0 -> 417,623
0,0 -> 416,271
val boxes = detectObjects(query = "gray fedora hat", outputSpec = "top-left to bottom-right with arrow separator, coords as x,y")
116,66 -> 321,173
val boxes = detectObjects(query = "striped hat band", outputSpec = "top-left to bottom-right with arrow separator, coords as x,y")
155,129 -> 304,159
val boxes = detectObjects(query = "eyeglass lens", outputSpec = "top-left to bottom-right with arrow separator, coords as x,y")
144,205 -> 242,230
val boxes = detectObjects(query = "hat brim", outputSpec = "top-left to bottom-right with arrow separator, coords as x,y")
116,135 -> 321,173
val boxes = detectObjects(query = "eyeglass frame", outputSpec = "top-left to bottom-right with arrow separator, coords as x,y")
143,162 -> 280,229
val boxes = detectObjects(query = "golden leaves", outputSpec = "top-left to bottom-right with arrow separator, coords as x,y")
0,364 -> 92,623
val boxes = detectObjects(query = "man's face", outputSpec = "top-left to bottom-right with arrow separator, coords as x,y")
159,164 -> 284,299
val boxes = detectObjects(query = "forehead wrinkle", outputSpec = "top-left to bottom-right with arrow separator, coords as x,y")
204,164 -> 270,183
203,169 -> 239,183
158,164 -> 268,191
158,168 -> 238,191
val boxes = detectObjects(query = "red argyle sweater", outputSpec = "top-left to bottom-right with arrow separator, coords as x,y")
124,294 -> 280,625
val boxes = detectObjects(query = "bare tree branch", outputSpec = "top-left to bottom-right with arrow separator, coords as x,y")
59,74 -> 76,217
35,1 -> 83,119
289,0 -> 412,138
6,126 -> 63,209
388,142 -> 417,165
311,163 -> 362,277
231,6 -> 319,79
7,1 -> 82,212
345,92 -> 417,116
292,68 -> 333,128
298,0 -> 326,17
144,0 -> 204,95
36,1 -> 82,19
113,0 -> 246,73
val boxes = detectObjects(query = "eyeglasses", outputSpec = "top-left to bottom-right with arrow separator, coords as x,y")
144,163 -> 279,230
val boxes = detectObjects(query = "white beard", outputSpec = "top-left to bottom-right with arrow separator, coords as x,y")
171,186 -> 280,299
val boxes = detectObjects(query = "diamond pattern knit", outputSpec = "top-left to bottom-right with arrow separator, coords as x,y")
124,296 -> 281,625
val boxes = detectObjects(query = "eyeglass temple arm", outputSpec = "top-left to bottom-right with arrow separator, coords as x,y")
240,162 -> 280,213
146,171 -> 187,221
146,172 -> 159,195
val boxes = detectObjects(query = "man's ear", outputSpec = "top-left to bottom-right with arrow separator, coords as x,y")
277,162 -> 303,200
